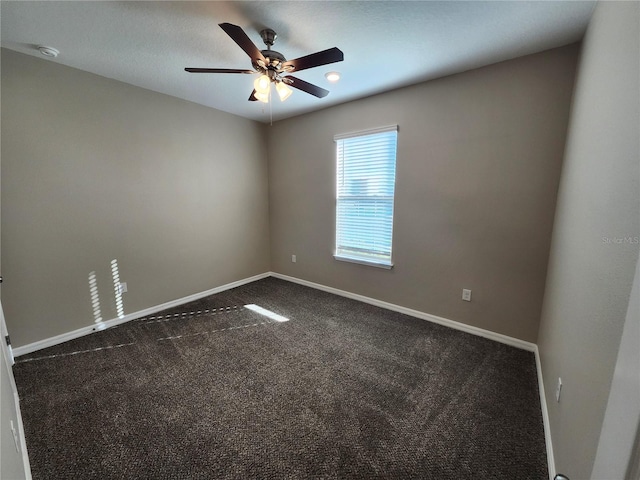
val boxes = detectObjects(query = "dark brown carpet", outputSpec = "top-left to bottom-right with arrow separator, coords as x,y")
13,277 -> 548,479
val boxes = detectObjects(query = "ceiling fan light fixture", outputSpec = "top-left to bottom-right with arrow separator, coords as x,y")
276,82 -> 293,102
254,74 -> 271,94
254,90 -> 269,103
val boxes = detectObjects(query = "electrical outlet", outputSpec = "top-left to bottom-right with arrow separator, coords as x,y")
291,255 -> 297,263
556,377 -> 563,402
462,289 -> 472,301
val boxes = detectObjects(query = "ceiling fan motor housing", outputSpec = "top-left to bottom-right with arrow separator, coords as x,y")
253,50 -> 290,77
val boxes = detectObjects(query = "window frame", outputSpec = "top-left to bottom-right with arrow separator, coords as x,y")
333,125 -> 398,269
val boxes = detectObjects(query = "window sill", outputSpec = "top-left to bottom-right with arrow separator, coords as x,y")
334,255 -> 394,270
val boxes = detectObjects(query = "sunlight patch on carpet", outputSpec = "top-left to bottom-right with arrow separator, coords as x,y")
244,304 -> 289,323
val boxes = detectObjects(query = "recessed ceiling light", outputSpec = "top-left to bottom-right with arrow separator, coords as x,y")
37,46 -> 59,58
325,71 -> 341,82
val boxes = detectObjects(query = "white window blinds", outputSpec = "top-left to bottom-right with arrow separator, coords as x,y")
335,125 -> 398,268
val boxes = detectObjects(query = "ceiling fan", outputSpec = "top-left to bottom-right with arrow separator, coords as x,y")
185,23 -> 344,103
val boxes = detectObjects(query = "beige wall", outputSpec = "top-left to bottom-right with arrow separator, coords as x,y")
1,47 -> 28,477
1,49 -> 270,347
268,45 -> 579,343
591,253 -> 640,480
537,2 -> 640,479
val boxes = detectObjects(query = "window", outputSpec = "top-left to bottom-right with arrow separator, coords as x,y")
334,125 -> 398,268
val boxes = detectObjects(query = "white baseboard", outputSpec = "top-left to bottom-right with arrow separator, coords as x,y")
271,271 -> 555,478
13,272 -> 270,357
269,272 -> 536,352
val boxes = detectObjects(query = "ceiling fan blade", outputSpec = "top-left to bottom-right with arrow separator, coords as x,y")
248,90 -> 258,101
219,23 -> 266,63
282,47 -> 344,73
185,68 -> 255,74
283,76 -> 330,98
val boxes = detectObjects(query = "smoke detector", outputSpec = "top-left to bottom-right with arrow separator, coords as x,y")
37,46 -> 59,58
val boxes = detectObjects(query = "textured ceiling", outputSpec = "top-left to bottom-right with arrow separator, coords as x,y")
1,1 -> 595,123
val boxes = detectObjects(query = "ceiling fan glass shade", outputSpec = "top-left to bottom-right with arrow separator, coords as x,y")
254,90 -> 269,103
254,74 -> 271,94
253,74 -> 271,103
275,82 -> 293,101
